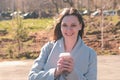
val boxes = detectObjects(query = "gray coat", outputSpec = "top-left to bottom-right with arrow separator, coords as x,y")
28,37 -> 97,80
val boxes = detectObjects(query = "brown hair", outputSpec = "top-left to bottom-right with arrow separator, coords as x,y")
53,8 -> 85,41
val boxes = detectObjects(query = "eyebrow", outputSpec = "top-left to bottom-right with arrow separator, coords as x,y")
61,22 -> 79,25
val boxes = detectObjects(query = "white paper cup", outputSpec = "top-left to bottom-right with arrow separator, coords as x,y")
59,52 -> 71,74
59,52 -> 71,58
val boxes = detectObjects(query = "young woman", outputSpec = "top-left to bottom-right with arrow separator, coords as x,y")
29,8 -> 97,80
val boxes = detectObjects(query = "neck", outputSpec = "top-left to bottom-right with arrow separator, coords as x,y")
64,37 -> 78,52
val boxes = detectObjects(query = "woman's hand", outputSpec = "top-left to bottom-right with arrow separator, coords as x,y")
54,57 -> 74,77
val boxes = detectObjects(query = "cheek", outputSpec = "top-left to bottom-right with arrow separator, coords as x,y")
74,30 -> 79,35
78,25 -> 82,30
61,28 -> 65,34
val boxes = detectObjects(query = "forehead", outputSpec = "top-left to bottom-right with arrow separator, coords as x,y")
62,15 -> 79,23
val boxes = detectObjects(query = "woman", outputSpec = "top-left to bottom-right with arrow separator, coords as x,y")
29,8 -> 97,80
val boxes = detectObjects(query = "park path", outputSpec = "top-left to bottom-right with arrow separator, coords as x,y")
0,55 -> 120,80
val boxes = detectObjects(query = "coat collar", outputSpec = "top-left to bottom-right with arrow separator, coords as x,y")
57,36 -> 84,54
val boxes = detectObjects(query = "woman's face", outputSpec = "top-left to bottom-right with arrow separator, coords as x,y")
61,15 -> 82,40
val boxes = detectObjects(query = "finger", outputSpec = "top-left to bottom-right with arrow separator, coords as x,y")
57,61 -> 65,72
64,58 -> 73,63
62,67 -> 73,73
57,58 -> 74,73
63,60 -> 73,66
62,62 -> 74,73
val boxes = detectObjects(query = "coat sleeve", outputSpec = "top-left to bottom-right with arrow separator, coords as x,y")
28,42 -> 55,80
84,48 -> 97,80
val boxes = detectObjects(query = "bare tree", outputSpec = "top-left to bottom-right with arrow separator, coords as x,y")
0,0 -> 120,14
113,0 -> 117,10
63,0 -> 74,7
52,0 -> 59,13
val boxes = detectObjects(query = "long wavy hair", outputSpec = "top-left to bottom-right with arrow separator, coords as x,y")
53,8 -> 85,41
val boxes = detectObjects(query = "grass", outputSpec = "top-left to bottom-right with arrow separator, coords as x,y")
0,15 -> 119,59
0,18 -> 54,39
0,18 -> 54,59
22,18 -> 54,32
0,18 -> 54,31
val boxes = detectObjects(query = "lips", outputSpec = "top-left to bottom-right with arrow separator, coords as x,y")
65,33 -> 74,36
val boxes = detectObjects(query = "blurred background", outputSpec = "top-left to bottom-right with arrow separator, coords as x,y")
0,0 -> 120,80
0,0 -> 120,59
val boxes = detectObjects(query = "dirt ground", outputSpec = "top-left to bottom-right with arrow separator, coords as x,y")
0,55 -> 120,80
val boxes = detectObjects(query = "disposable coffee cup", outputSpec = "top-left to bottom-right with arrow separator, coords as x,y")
59,52 -> 71,75
59,52 -> 71,58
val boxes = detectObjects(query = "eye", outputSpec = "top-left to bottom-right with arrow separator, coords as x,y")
71,24 -> 77,28
61,23 -> 67,27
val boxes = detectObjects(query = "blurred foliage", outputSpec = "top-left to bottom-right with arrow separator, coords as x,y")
0,15 -> 119,60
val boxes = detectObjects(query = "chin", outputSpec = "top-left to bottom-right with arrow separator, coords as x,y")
65,36 -> 76,39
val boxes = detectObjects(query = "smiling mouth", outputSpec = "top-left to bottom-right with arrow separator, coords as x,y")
65,33 -> 73,36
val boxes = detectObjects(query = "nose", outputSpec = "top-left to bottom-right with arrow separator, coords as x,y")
65,27 -> 73,30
